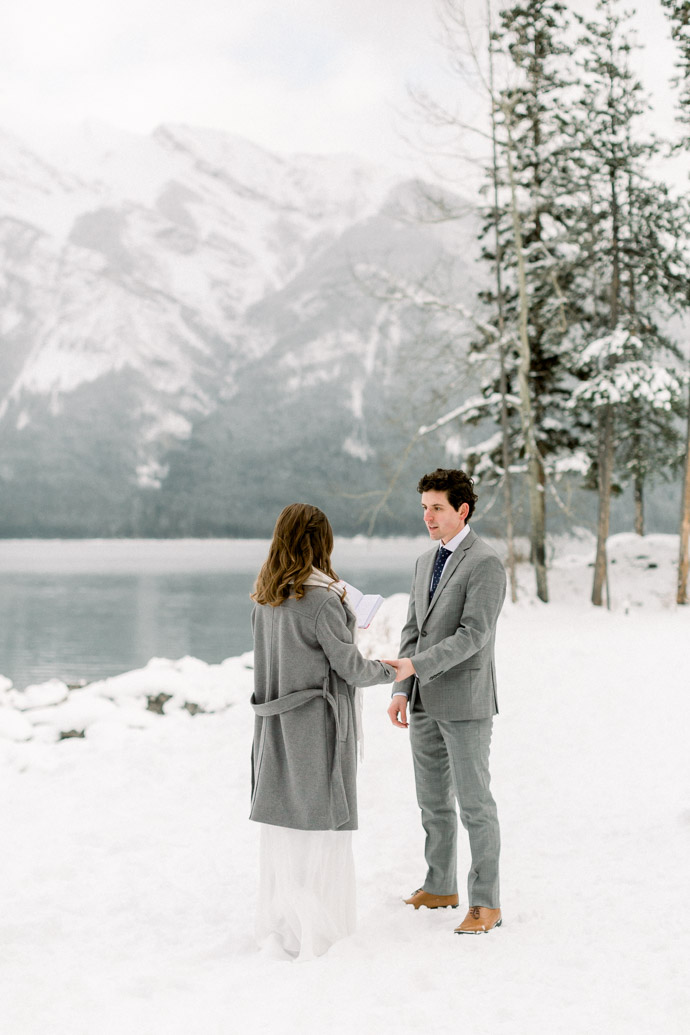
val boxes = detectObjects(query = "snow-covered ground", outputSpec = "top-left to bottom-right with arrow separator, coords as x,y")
1,533 -> 689,1034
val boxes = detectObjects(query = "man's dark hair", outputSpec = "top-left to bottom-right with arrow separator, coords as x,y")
417,468 -> 478,518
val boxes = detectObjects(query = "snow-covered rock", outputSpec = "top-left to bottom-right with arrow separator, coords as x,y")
28,692 -> 119,734
0,708 -> 34,742
14,678 -> 69,710
0,652 -> 254,746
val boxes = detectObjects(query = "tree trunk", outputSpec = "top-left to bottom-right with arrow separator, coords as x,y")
592,404 -> 614,607
488,0 -> 518,604
634,474 -> 644,536
592,110 -> 622,608
532,453 -> 548,601
677,392 -> 690,605
503,99 -> 548,602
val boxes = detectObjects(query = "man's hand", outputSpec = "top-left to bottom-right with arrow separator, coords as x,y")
383,657 -> 416,683
387,694 -> 409,729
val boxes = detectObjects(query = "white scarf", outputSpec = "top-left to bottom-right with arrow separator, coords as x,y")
303,568 -> 357,624
303,567 -> 365,757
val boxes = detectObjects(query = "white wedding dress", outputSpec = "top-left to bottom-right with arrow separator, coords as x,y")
255,822 -> 356,962
254,575 -> 363,962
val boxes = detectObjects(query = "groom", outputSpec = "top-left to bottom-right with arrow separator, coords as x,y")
386,468 -> 506,935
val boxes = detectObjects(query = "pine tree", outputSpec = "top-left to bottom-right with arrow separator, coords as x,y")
661,0 -> 690,604
678,380 -> 690,604
462,0 -> 583,602
487,0 -> 519,603
561,0 -> 689,605
610,165 -> 688,534
662,1 -> 690,147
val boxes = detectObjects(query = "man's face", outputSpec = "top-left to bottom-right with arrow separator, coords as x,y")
421,490 -> 469,544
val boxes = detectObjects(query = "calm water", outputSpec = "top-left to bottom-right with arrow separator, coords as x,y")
0,539 -> 425,689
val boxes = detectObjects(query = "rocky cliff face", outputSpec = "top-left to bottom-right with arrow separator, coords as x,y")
0,121 -> 482,536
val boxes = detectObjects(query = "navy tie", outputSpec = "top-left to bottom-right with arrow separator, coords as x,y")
429,546 -> 452,601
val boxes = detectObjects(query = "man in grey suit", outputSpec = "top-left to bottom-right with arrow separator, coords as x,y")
386,468 -> 506,935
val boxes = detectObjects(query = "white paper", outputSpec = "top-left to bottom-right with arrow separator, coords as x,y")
341,581 -> 384,628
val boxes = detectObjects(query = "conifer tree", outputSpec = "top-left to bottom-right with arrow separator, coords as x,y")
608,166 -> 687,535
463,0 -> 582,602
561,0 -> 688,605
661,0 -> 690,604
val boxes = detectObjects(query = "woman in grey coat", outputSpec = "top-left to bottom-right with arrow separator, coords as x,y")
250,503 -> 395,961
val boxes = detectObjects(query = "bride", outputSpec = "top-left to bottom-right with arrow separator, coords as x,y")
249,503 -> 395,961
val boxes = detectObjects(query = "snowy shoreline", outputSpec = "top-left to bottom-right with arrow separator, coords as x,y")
1,532 -> 686,769
0,590 -> 411,770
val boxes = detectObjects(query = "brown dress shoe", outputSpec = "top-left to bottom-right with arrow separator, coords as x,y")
404,888 -> 459,910
454,906 -> 502,934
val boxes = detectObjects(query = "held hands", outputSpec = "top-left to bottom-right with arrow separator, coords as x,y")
383,657 -> 416,683
382,657 -> 416,730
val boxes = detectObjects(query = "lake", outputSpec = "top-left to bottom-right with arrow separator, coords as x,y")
0,538 -> 427,690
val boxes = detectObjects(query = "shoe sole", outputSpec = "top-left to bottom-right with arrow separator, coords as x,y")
454,918 -> 502,935
405,902 -> 459,909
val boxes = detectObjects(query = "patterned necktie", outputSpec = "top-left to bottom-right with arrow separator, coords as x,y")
429,546 -> 452,601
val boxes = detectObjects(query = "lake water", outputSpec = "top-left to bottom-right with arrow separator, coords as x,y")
0,538 -> 427,690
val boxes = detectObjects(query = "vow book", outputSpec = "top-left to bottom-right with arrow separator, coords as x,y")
342,581 -> 384,629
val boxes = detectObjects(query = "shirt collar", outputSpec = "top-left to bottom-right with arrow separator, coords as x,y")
441,524 -> 471,553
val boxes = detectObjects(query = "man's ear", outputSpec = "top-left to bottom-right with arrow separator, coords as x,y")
459,502 -> 470,521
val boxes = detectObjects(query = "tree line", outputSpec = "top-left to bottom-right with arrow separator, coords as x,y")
395,0 -> 690,606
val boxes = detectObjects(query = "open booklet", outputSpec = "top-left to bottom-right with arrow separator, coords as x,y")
341,581 -> 384,629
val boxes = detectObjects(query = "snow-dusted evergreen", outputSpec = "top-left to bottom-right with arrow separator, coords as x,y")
475,0 -> 580,603
662,0 -> 690,605
572,327 -> 686,535
561,0 -> 690,604
403,0 -> 690,603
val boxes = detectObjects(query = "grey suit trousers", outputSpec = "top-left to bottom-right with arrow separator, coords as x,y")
410,704 -> 500,907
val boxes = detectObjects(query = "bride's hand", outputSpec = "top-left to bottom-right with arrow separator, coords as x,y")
383,657 -> 415,682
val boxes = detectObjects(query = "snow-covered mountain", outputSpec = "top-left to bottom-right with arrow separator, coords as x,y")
0,122 -> 482,536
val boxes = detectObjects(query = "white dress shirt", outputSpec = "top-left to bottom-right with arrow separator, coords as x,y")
431,523 -> 471,589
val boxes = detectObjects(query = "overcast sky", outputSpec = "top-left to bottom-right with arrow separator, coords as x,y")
0,0 -> 684,176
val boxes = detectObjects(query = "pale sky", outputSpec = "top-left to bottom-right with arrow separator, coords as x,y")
0,0 -> 685,177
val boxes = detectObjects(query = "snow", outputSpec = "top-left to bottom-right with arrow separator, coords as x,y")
572,360 -> 684,409
13,678 -> 69,710
573,325 -> 686,410
0,534 -> 688,1034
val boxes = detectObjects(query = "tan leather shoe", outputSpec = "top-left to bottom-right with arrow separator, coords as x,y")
404,888 -> 459,909
454,906 -> 502,934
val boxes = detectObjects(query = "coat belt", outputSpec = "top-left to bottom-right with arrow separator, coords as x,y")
250,675 -> 349,828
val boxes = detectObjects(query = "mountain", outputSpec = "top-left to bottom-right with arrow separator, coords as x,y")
0,120 -> 487,536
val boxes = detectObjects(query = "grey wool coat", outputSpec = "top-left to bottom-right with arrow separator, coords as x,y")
397,529 -> 507,721
250,587 -> 395,831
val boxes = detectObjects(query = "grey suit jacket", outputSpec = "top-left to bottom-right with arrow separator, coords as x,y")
250,587 -> 395,831
397,529 -> 506,721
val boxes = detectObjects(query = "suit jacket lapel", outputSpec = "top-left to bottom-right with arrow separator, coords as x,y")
416,548 -> 437,623
421,530 -> 477,623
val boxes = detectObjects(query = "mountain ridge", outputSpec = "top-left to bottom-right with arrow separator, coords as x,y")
0,121 -> 482,536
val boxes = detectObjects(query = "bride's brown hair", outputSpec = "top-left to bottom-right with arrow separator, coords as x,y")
251,503 -> 340,606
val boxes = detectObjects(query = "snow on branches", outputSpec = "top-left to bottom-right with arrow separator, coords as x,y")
572,360 -> 684,410
572,326 -> 685,411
